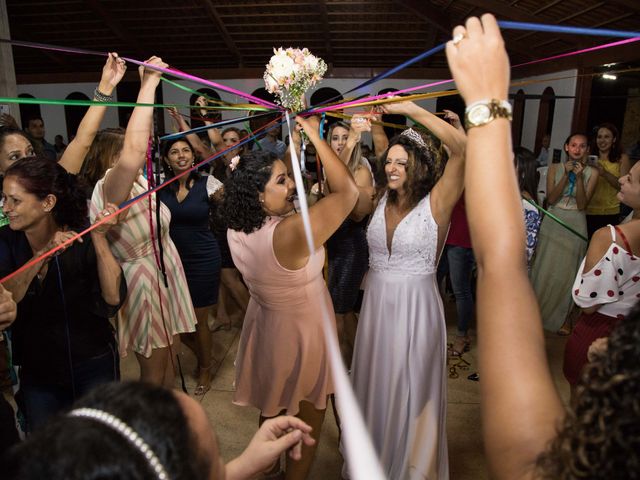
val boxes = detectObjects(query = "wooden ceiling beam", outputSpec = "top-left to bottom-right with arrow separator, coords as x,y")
458,0 -> 585,48
393,0 -> 454,35
606,0 -> 640,14
83,0 -> 147,59
198,0 -> 243,67
318,0 -> 334,65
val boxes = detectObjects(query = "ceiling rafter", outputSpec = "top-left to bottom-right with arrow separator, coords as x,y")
317,0 -> 334,65
83,0 -> 146,59
198,0 -> 243,67
458,0 -> 586,48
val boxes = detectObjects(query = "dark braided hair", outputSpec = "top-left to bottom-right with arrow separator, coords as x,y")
220,151 -> 277,234
4,155 -> 88,230
537,304 -> 640,478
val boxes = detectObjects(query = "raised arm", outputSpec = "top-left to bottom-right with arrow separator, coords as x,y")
167,107 -> 212,160
446,15 -> 564,479
196,96 -> 224,151
59,53 -> 126,174
381,100 -> 466,227
332,114 -> 374,221
102,57 -> 166,206
274,115 -> 358,267
370,108 -> 389,158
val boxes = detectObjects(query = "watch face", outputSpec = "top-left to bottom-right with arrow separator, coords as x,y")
468,104 -> 491,124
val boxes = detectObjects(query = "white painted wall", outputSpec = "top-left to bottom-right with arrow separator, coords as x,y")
509,69 -> 578,154
16,72 -> 579,152
16,82 -> 120,142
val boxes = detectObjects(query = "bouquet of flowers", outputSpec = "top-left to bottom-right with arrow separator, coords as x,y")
264,47 -> 327,112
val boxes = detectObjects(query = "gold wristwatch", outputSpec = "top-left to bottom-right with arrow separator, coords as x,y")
464,99 -> 513,130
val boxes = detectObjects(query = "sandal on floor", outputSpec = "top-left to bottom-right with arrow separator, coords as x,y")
194,365 -> 213,396
448,336 -> 471,357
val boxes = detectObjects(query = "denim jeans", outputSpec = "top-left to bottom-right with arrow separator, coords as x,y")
446,245 -> 476,336
21,342 -> 119,433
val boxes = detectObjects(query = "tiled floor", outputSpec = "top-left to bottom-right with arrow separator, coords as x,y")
121,299 -> 570,479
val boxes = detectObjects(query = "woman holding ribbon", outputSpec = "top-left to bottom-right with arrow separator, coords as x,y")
220,114 -> 358,480
345,99 -> 466,479
531,133 -> 599,333
0,156 -> 126,432
90,57 -> 197,387
449,15 -> 640,478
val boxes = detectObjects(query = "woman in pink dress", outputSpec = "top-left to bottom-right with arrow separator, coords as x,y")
221,116 -> 358,480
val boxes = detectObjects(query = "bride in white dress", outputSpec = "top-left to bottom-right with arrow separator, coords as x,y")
345,100 -> 466,479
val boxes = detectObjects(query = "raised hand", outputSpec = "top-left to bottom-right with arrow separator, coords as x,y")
445,14 -> 510,105
99,52 -> 127,93
295,115 -> 321,139
443,109 -> 463,131
379,98 -> 418,116
196,96 -> 209,117
350,113 -> 371,136
0,113 -> 19,129
138,56 -> 167,89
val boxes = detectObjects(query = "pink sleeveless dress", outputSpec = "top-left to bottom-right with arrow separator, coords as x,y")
228,216 -> 336,416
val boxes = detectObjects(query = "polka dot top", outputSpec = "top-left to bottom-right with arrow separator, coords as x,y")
572,225 -> 640,319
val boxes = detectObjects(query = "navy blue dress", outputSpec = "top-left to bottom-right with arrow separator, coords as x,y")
159,176 -> 221,307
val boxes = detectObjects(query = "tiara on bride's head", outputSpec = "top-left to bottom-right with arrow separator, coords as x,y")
400,128 -> 428,150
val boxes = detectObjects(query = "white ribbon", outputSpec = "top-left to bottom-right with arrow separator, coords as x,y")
284,113 -> 386,480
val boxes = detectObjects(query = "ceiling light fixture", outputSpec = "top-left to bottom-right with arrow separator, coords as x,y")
602,73 -> 617,80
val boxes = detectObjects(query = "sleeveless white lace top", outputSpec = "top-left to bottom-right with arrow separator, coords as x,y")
367,193 -> 440,275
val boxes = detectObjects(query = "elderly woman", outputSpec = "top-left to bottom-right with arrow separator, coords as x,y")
220,114 -> 358,480
0,156 -> 125,432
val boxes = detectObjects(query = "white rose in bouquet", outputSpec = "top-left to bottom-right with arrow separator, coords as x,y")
264,47 -> 327,113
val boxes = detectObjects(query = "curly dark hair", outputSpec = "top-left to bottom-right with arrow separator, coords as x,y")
4,155 -> 88,230
0,382 -> 211,479
220,150 -> 277,234
377,133 -> 441,210
537,305 -> 640,478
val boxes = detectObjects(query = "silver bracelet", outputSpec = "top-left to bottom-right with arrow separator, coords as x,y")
93,87 -> 114,103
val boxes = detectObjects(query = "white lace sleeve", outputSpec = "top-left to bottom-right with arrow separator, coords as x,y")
206,175 -> 223,196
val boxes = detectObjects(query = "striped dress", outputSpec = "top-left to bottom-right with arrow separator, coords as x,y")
91,173 -> 196,358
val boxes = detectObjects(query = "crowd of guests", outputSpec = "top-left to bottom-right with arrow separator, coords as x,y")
0,14 -> 638,480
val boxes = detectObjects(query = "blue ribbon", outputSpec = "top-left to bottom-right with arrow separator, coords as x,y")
160,111 -> 276,141
498,21 -> 640,39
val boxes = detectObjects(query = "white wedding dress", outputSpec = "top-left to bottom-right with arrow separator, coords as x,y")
344,192 -> 449,480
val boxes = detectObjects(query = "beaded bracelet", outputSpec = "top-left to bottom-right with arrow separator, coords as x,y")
93,87 -> 114,103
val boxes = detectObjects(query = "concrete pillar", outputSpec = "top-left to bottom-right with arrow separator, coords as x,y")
0,0 -> 19,125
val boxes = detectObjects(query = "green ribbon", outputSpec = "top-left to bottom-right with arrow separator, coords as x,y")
159,77 -> 272,111
0,95 -> 270,111
525,198 -> 588,242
